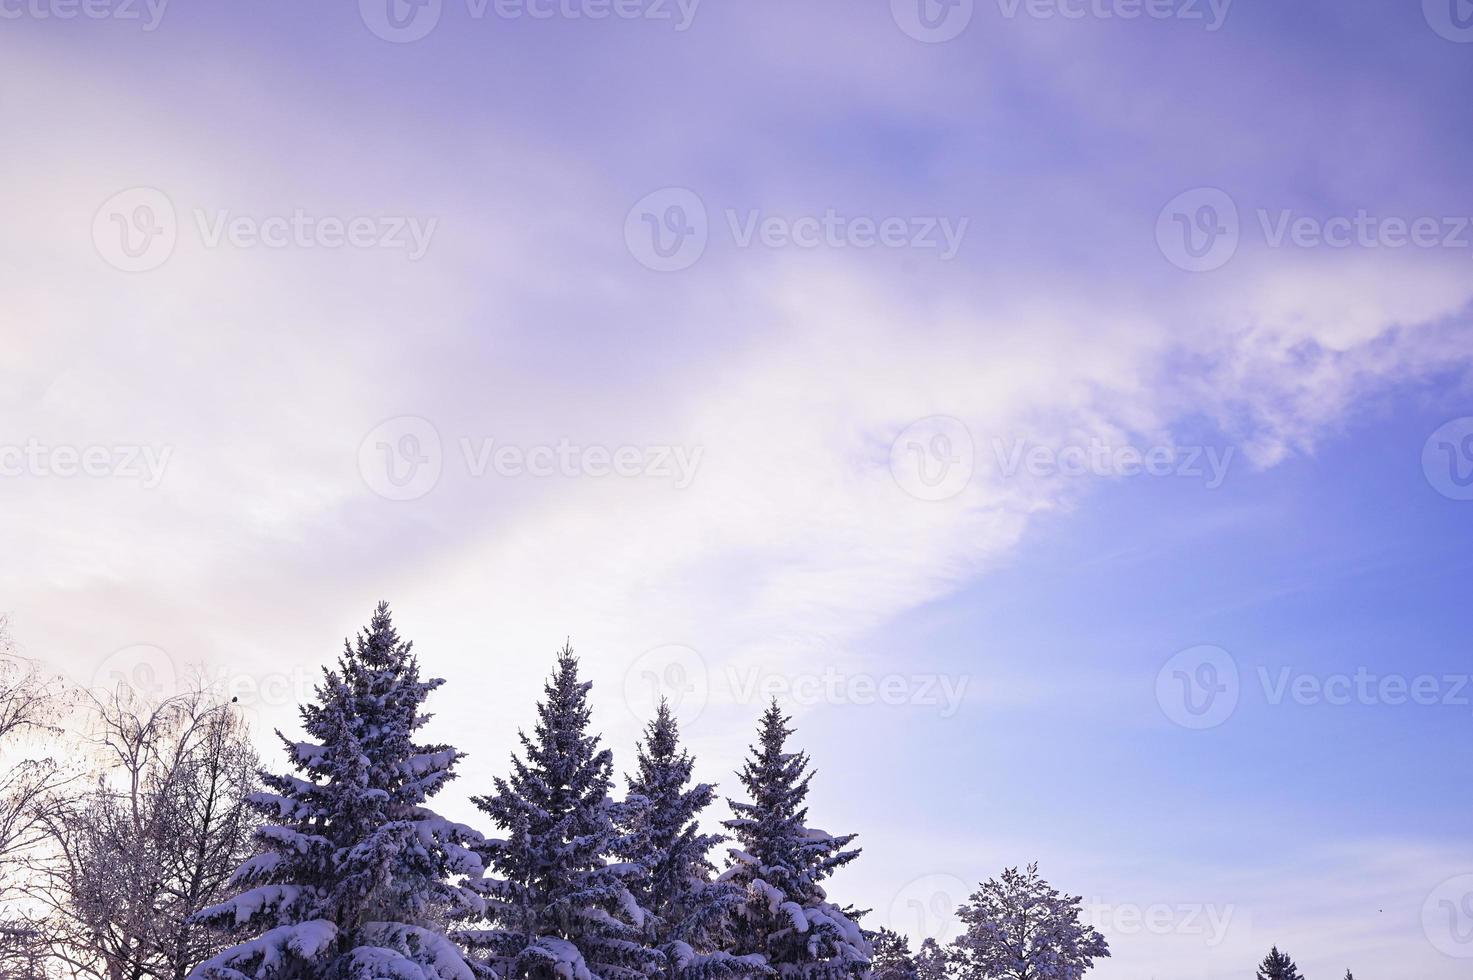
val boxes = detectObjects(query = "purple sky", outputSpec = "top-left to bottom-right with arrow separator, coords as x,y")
4,1 -> 1473,977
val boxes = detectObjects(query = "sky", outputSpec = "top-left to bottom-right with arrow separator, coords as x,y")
3,0 -> 1473,977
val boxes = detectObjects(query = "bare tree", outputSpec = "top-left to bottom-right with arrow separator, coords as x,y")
35,684 -> 259,980
0,617 -> 75,979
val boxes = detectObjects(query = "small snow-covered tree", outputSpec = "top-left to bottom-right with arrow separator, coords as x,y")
950,864 -> 1107,980
190,602 -> 486,980
719,701 -> 869,980
914,938 -> 953,980
1255,947 -> 1303,980
458,645 -> 660,980
619,700 -> 756,980
868,929 -> 917,980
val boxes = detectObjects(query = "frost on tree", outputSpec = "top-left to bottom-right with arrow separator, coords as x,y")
913,938 -> 952,980
718,702 -> 870,980
1254,946 -> 1303,980
951,864 -> 1108,980
457,645 -> 661,980
619,700 -> 762,980
867,928 -> 917,980
190,603 -> 487,980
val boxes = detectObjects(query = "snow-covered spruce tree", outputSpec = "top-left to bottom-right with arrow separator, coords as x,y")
868,929 -> 918,980
950,864 -> 1107,980
1254,946 -> 1303,980
619,700 -> 759,980
914,938 -> 952,980
718,701 -> 870,980
458,645 -> 660,980
190,602 -> 487,980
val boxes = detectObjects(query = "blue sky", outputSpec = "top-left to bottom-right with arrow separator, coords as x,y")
3,0 -> 1473,977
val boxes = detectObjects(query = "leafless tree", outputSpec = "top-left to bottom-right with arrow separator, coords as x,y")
34,683 -> 259,980
0,617 -> 75,979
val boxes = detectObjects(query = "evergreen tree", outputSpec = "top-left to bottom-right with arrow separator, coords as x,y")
459,645 -> 660,980
1255,947 -> 1303,980
191,602 -> 486,980
868,929 -> 918,980
914,938 -> 952,980
619,701 -> 756,979
951,864 -> 1108,980
719,701 -> 869,980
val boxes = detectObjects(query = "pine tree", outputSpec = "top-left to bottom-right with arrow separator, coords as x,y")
619,700 -> 756,979
868,929 -> 918,980
191,602 -> 486,980
719,701 -> 870,980
1255,947 -> 1303,980
914,938 -> 951,980
951,864 -> 1108,980
1343,971 -> 1354,980
459,645 -> 660,980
